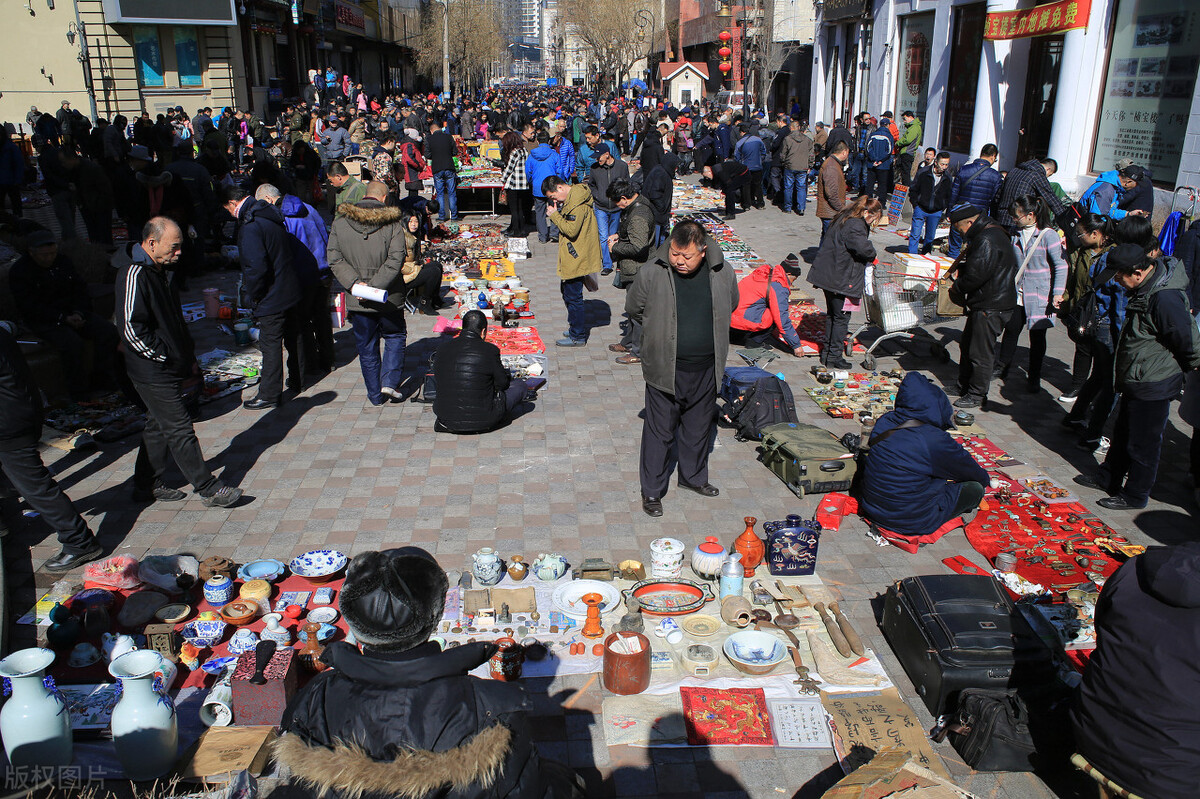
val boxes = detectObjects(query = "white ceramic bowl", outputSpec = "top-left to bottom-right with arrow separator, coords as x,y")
722,630 -> 787,676
288,550 -> 348,583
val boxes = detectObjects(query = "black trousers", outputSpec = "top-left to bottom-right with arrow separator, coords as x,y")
256,309 -> 304,400
640,364 -> 716,498
895,153 -> 914,187
303,277 -> 335,372
722,189 -> 737,216
0,445 -> 95,553
865,167 -> 891,204
996,306 -> 1048,380
407,261 -> 443,309
132,378 -> 217,495
1100,394 -> 1172,507
81,205 -> 113,245
742,170 -> 764,208
957,309 -> 1012,400
822,289 -> 851,362
1067,330 -> 1117,441
1069,337 -> 1093,391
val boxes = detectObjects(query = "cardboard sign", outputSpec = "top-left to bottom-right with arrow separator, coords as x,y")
821,687 -> 949,779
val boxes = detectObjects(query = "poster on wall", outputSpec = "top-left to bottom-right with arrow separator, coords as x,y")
174,27 -> 203,87
1093,0 -> 1199,185
896,12 -> 935,123
133,26 -> 165,88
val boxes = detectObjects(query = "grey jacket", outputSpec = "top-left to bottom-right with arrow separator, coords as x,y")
610,195 -> 655,284
588,157 -> 630,211
778,130 -> 814,172
625,233 -> 737,394
327,200 -> 408,313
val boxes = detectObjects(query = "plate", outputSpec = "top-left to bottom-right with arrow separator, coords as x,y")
623,579 -> 715,616
306,607 -> 339,624
237,558 -> 288,582
289,549 -> 348,583
680,614 -> 722,637
201,656 -> 236,675
155,603 -> 191,624
551,580 -> 622,620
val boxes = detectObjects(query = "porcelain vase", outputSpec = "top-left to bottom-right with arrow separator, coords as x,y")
472,547 -> 504,586
203,575 -> 235,607
109,649 -> 179,781
0,648 -> 72,768
532,553 -> 567,581
690,536 -> 727,581
732,516 -> 765,577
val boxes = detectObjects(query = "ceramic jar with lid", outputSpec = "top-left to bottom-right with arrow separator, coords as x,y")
239,579 -> 272,615
203,575 -> 235,608
690,537 -> 727,581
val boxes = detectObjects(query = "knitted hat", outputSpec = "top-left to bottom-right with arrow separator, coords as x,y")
948,203 -> 982,224
339,548 -> 448,651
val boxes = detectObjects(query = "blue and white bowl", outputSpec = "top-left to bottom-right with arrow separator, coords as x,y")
289,550 -> 348,584
227,629 -> 259,655
237,559 -> 288,583
181,619 -> 228,648
722,630 -> 787,675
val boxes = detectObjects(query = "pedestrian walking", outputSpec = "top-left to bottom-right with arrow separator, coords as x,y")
425,117 -> 459,221
544,176 -> 600,347
907,152 -> 951,255
808,197 -> 882,368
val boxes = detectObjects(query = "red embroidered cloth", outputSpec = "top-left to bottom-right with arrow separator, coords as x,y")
679,686 -> 775,746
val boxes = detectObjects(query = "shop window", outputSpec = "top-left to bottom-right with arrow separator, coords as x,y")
133,26 -> 166,88
941,3 -> 986,153
175,28 -> 204,87
133,26 -> 206,90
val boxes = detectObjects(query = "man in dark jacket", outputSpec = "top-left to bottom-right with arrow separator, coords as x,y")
862,120 -> 895,204
994,158 -> 1064,233
858,372 -> 989,537
221,185 -> 304,409
907,152 -> 951,255
0,322 -> 102,572
947,204 -> 1019,409
117,217 -> 242,508
947,144 -> 1002,257
606,179 -> 655,365
637,152 -> 677,247
278,547 -> 581,799
1077,245 -> 1200,509
733,124 -> 766,209
588,148 -> 630,276
702,159 -> 749,220
425,117 -> 459,221
433,311 -> 531,433
1072,542 -> 1200,799
1117,161 -> 1155,218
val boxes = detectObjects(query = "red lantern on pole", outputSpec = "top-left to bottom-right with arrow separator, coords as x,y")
719,61 -> 732,74
718,46 -> 732,59
718,30 -> 732,42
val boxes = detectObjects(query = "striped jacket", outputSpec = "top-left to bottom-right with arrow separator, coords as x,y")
1012,227 -> 1068,329
115,244 -> 196,382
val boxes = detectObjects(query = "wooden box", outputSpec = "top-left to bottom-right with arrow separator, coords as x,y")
230,647 -> 299,728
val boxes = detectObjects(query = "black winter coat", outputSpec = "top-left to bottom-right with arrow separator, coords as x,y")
1118,173 -> 1155,215
1072,543 -> 1200,799
278,642 -> 550,799
432,331 -> 511,433
910,169 -> 952,214
237,198 -> 302,317
0,326 -> 43,452
950,216 -> 1018,311
808,217 -> 876,299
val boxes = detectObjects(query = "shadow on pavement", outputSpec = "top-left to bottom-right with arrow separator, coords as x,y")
213,390 -> 337,487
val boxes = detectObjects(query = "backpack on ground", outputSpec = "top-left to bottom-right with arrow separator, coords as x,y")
866,133 -> 892,163
719,365 -> 774,406
721,375 -> 799,441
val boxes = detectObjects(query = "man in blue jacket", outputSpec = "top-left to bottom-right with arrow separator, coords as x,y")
733,123 -> 766,210
857,372 -> 989,538
947,144 -> 1002,257
1080,165 -> 1143,222
862,120 -> 895,205
526,131 -> 561,244
220,185 -> 303,409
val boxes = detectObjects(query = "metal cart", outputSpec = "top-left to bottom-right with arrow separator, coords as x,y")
849,267 -> 953,370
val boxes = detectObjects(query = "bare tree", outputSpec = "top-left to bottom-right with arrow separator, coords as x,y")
558,0 -> 658,93
414,0 -> 506,94
758,0 -> 809,113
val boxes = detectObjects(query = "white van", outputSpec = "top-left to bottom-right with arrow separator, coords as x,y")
714,90 -> 755,111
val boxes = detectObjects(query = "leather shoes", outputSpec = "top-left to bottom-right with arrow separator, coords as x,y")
641,495 -> 663,517
44,542 -> 104,573
615,354 -> 641,364
1097,495 -> 1146,510
608,343 -> 629,353
243,396 -> 281,410
679,481 -> 720,497
1073,474 -> 1108,492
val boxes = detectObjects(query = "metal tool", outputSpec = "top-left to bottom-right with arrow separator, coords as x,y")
814,602 -> 853,657
788,647 -> 821,695
828,601 -> 865,657
772,600 -> 799,629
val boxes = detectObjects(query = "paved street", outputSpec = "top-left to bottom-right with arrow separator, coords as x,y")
8,194 -> 1196,798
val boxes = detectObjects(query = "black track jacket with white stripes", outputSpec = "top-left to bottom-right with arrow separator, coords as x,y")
116,244 -> 195,383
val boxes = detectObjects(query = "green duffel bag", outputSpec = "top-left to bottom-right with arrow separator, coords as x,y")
757,422 -> 857,498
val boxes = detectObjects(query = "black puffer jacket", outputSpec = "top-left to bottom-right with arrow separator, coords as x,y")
432,331 -> 511,433
1072,543 -> 1200,799
237,198 -> 302,317
950,216 -> 1018,311
807,216 -> 876,299
278,641 -> 551,799
0,326 -> 42,452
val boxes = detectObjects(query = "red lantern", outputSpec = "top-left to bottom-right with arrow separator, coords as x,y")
718,30 -> 732,42
718,46 -> 732,58
719,61 -> 732,73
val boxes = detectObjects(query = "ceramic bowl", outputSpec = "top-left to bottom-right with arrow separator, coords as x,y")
289,549 -> 348,584
68,643 -> 101,668
237,558 -> 288,583
297,622 -> 337,643
155,603 -> 191,624
722,630 -> 787,676
306,607 -> 339,625
182,618 -> 228,648
227,630 -> 259,655
218,600 -> 258,627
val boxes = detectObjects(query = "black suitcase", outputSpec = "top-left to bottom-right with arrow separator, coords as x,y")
880,575 -> 1054,717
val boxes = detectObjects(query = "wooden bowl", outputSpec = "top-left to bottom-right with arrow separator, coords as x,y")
218,600 -> 258,627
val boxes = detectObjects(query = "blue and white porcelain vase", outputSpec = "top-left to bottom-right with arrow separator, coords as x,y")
203,574 -> 235,607
109,649 -> 179,781
472,548 -> 504,586
0,648 -> 72,768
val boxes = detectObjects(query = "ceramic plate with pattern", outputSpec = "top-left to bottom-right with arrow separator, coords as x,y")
680,614 -> 722,637
289,550 -> 348,582
237,558 -> 288,582
623,579 -> 715,616
551,580 -> 621,620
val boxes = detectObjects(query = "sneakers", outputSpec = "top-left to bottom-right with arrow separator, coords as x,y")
600,267 -> 613,276
201,485 -> 243,508
1058,387 -> 1081,404
555,337 -> 586,347
380,386 -> 401,401
132,483 -> 188,503
1096,436 -> 1111,455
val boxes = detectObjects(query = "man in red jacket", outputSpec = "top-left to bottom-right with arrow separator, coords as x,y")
731,260 -> 804,356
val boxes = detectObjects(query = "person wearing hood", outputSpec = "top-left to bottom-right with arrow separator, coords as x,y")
256,183 -> 334,375
857,372 -> 989,538
1071,542 -> 1200,799
327,181 -> 409,406
731,259 -> 804,356
1080,165 -> 1142,221
588,148 -> 630,276
277,547 -> 582,799
638,151 -> 677,247
1076,244 -> 1200,509
526,131 -> 561,244
220,185 -> 304,410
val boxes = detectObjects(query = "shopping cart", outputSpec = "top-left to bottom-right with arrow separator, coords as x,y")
848,266 -> 952,370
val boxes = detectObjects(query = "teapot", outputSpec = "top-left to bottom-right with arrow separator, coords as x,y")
532,553 -> 568,582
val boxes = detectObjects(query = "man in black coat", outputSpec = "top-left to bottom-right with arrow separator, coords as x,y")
702,159 -> 749,220
1072,542 -> 1200,799
220,185 -> 304,409
278,547 -> 583,799
947,203 -> 1018,409
433,311 -> 531,433
993,158 -> 1065,233
638,151 -> 678,247
424,117 -> 459,221
0,322 -> 102,572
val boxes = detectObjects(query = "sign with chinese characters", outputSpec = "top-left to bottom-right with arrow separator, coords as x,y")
1092,0 -> 1200,185
985,0 -> 1091,40
133,25 -> 165,88
821,687 -> 950,779
334,0 -> 366,35
896,12 -> 935,123
823,0 -> 871,23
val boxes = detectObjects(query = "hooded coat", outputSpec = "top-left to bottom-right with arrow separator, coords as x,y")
1114,255 -> 1200,400
280,194 -> 330,275
327,200 -> 408,314
277,641 -> 552,799
857,373 -> 989,536
525,143 -> 559,200
1072,542 -> 1200,799
237,198 -> 302,317
731,263 -> 802,350
547,184 -> 600,280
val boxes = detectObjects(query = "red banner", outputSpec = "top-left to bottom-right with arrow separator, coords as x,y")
984,0 -> 1090,40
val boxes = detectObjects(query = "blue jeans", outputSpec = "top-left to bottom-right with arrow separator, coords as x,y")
433,170 -> 458,220
350,309 -> 407,405
782,169 -> 807,212
848,154 -> 867,191
561,277 -> 587,341
533,196 -> 559,242
948,227 -> 964,258
595,206 -> 620,272
908,207 -> 942,254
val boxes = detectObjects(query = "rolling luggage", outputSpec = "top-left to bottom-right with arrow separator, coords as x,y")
880,575 -> 1054,716
757,422 -> 856,498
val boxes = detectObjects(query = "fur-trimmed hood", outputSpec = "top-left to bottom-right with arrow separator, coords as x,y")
273,723 -> 513,799
338,200 -> 405,233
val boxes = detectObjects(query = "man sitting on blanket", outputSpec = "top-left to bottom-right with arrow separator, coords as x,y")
856,372 -> 988,544
432,310 -> 539,434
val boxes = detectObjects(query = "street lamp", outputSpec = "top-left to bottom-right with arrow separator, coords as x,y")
432,0 -> 450,100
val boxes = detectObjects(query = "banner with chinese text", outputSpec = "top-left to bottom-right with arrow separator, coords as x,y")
985,0 -> 1091,40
